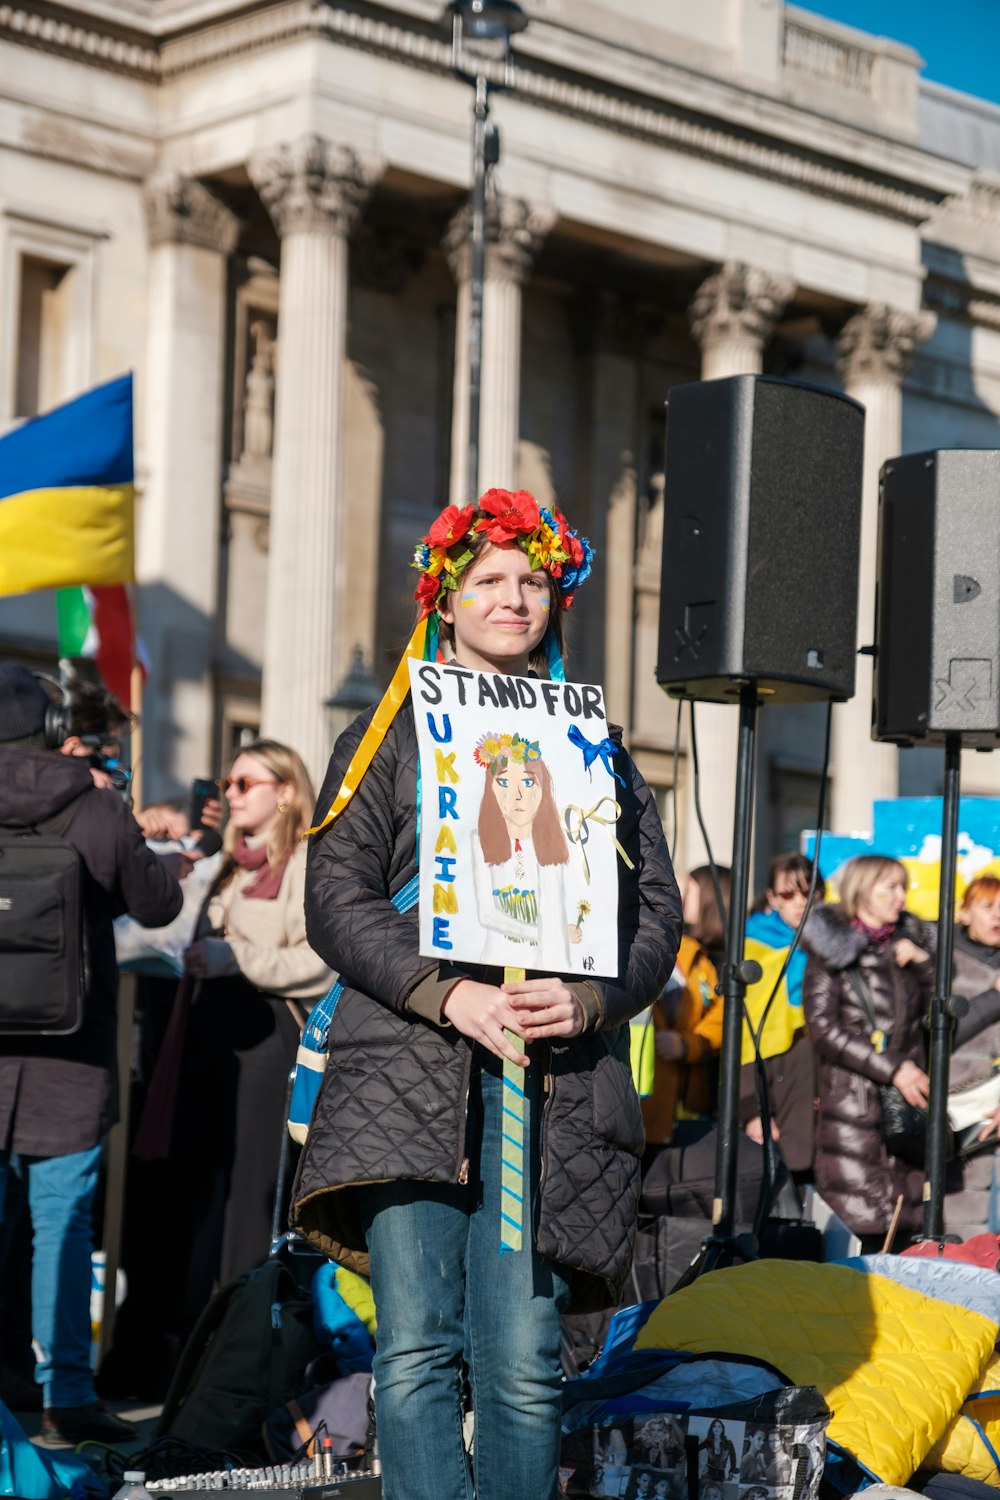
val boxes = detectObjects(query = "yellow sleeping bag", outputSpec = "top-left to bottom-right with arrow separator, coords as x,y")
929,1351 -> 1000,1487
635,1260 -> 996,1486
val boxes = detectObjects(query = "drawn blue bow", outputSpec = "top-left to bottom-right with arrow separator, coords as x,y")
567,724 -> 626,788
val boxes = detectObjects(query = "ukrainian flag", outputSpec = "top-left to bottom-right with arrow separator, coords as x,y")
0,375 -> 134,597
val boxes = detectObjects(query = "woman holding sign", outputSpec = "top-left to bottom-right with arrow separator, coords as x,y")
292,489 -> 681,1500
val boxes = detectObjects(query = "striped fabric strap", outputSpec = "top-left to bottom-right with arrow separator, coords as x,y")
500,965 -> 527,1255
305,874 -> 421,1049
543,623 -> 566,682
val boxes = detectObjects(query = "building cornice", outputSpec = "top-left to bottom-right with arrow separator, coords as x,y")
0,0 -> 970,225
0,1 -> 159,77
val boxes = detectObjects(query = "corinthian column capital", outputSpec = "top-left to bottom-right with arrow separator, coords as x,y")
689,261 -> 794,355
144,173 -> 240,254
249,136 -> 381,238
444,195 -> 555,285
835,303 -> 937,387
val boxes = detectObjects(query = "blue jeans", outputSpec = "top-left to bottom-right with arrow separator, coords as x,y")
0,1144 -> 103,1407
359,1055 -> 571,1500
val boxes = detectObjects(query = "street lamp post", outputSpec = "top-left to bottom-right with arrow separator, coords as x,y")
323,644 -> 381,747
445,0 -> 528,503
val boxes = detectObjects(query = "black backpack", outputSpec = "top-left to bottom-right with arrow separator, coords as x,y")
155,1248 -> 323,1457
0,794 -> 88,1035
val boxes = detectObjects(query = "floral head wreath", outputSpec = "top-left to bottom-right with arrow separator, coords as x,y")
306,490 -> 587,839
411,488 -> 594,616
473,731 -> 541,779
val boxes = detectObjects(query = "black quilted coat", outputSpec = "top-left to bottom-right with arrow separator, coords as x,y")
291,702 -> 681,1307
802,904 -> 933,1240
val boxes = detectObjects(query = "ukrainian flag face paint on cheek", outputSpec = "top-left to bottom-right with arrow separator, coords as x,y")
540,597 -> 550,613
460,592 -> 477,608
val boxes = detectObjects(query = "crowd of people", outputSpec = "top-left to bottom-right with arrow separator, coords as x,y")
640,851 -> 1000,1255
2,486 -> 1000,1500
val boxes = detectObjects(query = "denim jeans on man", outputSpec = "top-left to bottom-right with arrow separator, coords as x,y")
0,1145 -> 102,1407
360,1051 -> 571,1500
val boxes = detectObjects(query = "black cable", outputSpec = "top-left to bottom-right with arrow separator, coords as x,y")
748,699 -> 833,1237
96,1436 -> 264,1485
669,698 -> 682,861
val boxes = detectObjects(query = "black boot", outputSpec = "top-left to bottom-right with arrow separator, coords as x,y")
38,1402 -> 137,1449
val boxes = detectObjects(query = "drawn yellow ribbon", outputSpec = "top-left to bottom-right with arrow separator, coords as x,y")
304,617 -> 427,837
563,797 -> 635,885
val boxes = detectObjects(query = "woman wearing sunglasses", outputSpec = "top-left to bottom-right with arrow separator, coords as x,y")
172,739 -> 331,1321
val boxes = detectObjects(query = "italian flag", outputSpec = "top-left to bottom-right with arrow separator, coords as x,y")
56,584 -> 145,705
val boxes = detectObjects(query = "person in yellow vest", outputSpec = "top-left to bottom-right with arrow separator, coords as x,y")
641,867 -> 728,1150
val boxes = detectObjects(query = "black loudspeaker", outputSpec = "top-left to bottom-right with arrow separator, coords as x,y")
874,449 -> 1000,747
656,375 -> 865,704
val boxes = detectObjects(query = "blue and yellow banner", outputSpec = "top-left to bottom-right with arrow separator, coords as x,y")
742,908 -> 808,1063
0,375 -> 134,597
803,797 -> 1000,920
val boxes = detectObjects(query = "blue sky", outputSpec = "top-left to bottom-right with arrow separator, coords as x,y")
798,1 -> 1000,107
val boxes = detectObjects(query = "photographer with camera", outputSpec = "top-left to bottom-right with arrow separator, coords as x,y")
0,661 -> 182,1447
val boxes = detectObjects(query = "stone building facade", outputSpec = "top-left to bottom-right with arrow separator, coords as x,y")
2,0 -> 1000,881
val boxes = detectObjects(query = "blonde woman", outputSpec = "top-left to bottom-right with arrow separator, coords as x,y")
175,739 -> 331,1309
802,854 -> 933,1250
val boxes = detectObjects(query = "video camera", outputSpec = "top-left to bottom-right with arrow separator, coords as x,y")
79,733 -> 132,795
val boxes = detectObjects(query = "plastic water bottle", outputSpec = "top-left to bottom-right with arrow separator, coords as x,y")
112,1473 -> 154,1500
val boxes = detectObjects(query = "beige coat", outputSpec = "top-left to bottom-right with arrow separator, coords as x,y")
208,840 -> 331,1001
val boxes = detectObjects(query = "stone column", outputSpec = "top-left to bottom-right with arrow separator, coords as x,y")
684,262 -> 793,869
249,136 -> 379,784
445,196 -> 553,500
833,303 -> 935,834
569,292 -> 648,707
140,173 -> 239,796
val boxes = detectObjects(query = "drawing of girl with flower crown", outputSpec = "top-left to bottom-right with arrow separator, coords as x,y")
471,731 -> 582,972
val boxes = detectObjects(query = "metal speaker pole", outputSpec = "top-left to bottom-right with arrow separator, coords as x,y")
657,375 -> 865,1272
875,449 -> 1000,1236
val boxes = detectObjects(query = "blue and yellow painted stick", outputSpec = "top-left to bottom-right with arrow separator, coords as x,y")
500,964 -> 527,1254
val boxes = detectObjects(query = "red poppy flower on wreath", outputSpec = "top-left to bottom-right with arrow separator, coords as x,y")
426,503 -> 475,549
476,488 -> 541,543
414,571 -> 441,613
565,530 -> 584,567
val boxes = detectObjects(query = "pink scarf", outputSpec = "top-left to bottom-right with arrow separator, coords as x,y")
851,916 -> 896,946
231,834 -> 290,900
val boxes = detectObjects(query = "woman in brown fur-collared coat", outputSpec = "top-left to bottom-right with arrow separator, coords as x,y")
802,855 -> 933,1251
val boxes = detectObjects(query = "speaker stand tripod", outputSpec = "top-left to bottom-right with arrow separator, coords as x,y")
675,682 -> 763,1286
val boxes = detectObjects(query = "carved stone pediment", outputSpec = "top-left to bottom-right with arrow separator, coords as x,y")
145,172 -> 240,254
249,137 -> 381,238
689,262 -> 794,353
835,303 -> 936,385
444,195 -> 555,286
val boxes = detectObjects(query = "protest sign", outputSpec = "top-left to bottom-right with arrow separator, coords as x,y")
408,660 -> 623,977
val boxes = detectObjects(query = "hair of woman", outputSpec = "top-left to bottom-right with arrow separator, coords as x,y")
769,850 -> 825,899
750,851 -> 826,912
960,874 -> 1000,912
223,737 -> 315,874
837,854 -> 907,920
687,864 -> 731,950
434,528 -> 567,673
477,756 -> 568,868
